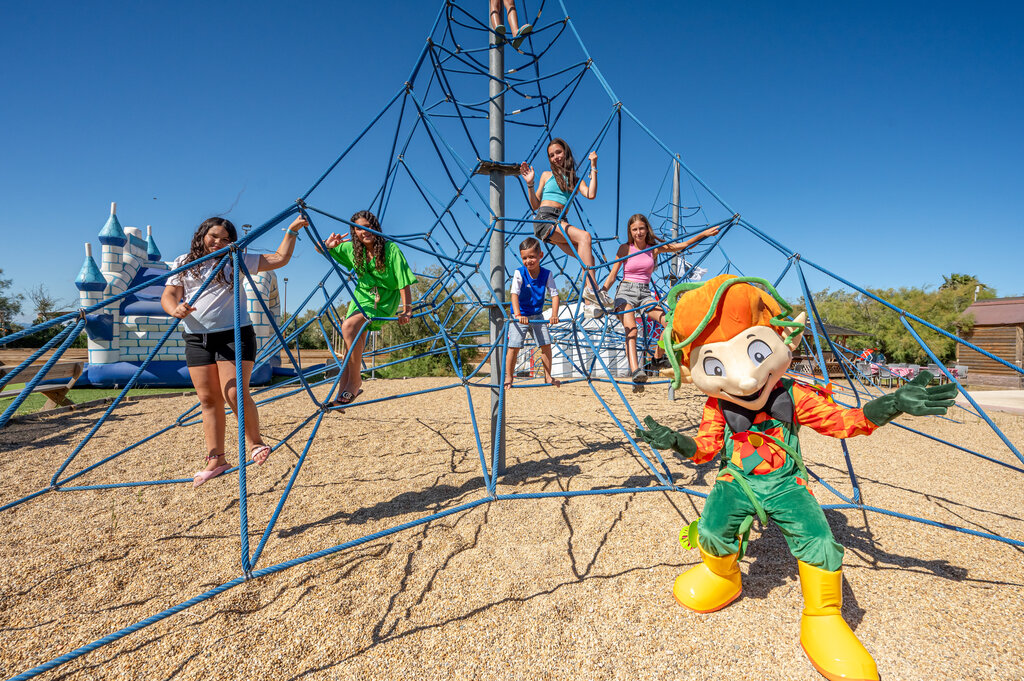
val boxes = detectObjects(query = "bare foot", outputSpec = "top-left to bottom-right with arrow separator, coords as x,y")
550,378 -> 561,388
503,377 -> 514,389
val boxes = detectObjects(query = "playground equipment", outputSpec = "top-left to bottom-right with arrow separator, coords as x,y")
1,1 -> 1022,679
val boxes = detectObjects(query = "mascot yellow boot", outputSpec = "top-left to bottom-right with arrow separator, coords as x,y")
637,274 -> 957,681
673,547 -> 742,613
799,561 -> 879,681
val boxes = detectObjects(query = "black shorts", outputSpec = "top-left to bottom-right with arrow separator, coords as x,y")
183,326 -> 257,367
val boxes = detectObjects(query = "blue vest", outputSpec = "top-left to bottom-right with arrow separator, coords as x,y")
517,266 -> 551,316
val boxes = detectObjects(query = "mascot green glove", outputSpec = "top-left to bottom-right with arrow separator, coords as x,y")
634,274 -> 956,681
862,371 -> 959,425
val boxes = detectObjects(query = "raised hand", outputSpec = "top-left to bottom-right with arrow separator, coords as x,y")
519,162 -> 535,185
588,150 -> 597,167
324,232 -> 344,250
635,415 -> 697,458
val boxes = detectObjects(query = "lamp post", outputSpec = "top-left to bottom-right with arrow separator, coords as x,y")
282,277 -> 288,320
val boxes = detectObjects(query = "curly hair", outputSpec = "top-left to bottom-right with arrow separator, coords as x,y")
547,138 -> 578,197
350,210 -> 387,273
183,217 -> 237,286
626,213 -> 659,248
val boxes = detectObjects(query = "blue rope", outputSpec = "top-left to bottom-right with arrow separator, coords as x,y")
6,4 -> 1024,679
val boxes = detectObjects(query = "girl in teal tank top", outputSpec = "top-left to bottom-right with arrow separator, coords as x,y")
519,137 -> 610,308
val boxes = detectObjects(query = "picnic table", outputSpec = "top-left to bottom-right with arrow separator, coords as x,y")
0,361 -> 84,411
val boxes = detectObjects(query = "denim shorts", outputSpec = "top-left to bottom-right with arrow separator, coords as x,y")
533,205 -> 564,242
508,314 -> 552,349
614,281 -> 658,313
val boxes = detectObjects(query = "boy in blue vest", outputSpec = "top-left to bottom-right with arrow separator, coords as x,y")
505,237 -> 561,388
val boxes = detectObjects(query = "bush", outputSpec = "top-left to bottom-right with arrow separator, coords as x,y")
374,267 -> 487,378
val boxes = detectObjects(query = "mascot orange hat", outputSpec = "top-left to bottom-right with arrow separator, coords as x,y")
671,274 -> 786,368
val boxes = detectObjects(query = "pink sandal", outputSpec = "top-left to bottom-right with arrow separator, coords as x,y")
193,455 -> 230,488
250,444 -> 273,466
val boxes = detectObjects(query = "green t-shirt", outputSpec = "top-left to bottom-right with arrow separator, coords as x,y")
328,240 -> 417,330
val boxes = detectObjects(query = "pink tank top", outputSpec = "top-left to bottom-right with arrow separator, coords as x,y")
622,244 -> 655,283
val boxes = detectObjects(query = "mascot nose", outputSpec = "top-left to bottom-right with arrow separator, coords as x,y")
737,377 -> 759,392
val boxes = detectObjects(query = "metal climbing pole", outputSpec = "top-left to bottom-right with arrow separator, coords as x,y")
669,157 -> 680,401
488,29 -> 506,475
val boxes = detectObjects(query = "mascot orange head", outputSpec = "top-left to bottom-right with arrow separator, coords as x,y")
664,274 -> 806,410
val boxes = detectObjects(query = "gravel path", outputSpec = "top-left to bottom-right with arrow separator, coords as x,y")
1,377 -> 1022,680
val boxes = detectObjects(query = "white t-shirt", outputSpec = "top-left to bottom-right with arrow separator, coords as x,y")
510,268 -> 559,297
167,252 -> 262,334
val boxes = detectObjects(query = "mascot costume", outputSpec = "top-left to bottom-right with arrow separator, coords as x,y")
636,274 -> 957,681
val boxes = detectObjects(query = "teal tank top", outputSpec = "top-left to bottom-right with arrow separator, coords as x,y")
541,174 -> 573,204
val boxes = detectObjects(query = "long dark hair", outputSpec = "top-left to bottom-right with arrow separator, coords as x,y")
626,213 -> 659,248
184,217 -> 238,286
351,210 -> 386,273
547,138 -> 578,196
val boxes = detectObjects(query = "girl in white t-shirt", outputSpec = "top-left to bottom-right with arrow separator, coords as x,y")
161,215 -> 305,487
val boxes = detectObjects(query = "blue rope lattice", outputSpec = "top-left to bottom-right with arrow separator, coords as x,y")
2,1 -> 1022,678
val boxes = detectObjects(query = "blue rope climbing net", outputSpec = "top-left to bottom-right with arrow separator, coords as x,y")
2,1 -> 1023,678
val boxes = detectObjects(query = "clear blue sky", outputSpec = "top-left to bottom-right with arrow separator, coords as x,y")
2,0 -> 1022,321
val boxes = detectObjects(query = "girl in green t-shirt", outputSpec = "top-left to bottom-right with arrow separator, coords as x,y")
323,210 -> 417,406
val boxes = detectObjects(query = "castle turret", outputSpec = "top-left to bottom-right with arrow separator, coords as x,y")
75,243 -> 106,293
98,202 -> 126,246
145,225 -> 161,262
77,240 -> 118,364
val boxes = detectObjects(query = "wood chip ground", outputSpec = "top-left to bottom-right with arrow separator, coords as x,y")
1,377 -> 1022,680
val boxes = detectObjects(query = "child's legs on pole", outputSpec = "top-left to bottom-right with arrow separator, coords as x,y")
189,364 -> 226,468
505,346 -> 520,386
538,344 -> 559,386
551,222 -> 599,292
503,0 -> 520,34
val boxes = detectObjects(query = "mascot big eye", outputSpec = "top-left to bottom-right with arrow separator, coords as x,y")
636,274 -> 957,681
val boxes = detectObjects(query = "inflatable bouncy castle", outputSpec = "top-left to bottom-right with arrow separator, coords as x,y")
73,204 -> 281,387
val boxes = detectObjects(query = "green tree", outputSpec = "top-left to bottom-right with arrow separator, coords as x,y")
0,269 -> 23,336
288,308 -> 331,349
377,266 -> 487,377
799,278 -> 997,365
939,273 -> 982,290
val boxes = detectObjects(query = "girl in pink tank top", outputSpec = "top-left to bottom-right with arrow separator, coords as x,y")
600,214 -> 721,386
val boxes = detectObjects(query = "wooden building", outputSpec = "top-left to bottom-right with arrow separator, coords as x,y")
959,297 -> 1024,388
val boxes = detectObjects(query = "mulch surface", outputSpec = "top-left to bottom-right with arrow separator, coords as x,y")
1,377 -> 1022,680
